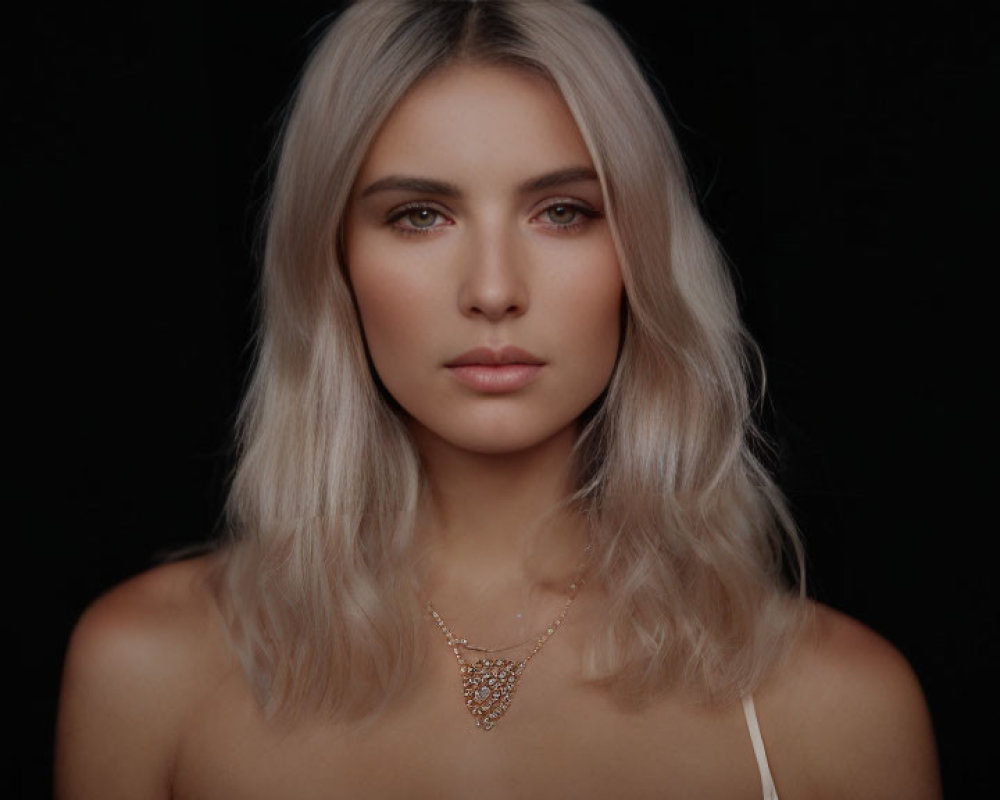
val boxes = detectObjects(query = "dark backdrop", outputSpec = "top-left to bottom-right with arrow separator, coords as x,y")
12,2 -> 995,796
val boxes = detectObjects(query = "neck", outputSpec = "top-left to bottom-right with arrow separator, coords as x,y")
411,422 -> 590,604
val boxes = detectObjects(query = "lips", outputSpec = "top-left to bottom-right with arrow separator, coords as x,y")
445,346 -> 545,393
445,346 -> 545,367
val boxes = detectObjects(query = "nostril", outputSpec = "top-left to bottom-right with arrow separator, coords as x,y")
467,301 -> 525,321
463,290 -> 527,320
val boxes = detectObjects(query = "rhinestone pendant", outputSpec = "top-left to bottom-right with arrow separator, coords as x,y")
461,657 -> 525,731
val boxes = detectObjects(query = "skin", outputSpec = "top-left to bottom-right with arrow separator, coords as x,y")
346,65 -> 622,459
55,64 -> 941,799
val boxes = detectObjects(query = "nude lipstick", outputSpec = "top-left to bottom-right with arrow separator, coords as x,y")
445,346 -> 545,393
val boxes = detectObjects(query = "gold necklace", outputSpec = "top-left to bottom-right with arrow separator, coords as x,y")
427,578 -> 582,732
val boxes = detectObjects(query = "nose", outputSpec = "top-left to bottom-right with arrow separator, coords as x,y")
457,221 -> 528,321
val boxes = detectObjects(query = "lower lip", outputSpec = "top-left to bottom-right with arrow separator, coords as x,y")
447,364 -> 543,393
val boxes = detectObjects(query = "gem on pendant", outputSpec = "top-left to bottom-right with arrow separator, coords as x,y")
474,685 -> 491,703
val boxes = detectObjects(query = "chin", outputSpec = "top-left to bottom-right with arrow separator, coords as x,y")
409,416 -> 579,458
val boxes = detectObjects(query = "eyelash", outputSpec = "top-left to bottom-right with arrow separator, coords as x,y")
384,200 -> 602,236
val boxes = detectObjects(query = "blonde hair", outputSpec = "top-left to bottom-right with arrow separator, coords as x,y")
217,0 -> 807,719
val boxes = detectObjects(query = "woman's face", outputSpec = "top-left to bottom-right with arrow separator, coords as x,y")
345,63 -> 622,455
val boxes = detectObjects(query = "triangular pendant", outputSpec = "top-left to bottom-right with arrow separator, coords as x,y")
461,656 -> 526,731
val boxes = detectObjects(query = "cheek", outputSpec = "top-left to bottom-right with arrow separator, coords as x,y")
585,285 -> 625,392
550,245 -> 623,374
351,276 -> 409,380
352,270 -> 403,348
347,238 -> 396,371
346,244 -> 442,397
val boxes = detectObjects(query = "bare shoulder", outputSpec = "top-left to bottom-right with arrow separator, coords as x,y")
55,553 -> 233,799
758,603 -> 941,799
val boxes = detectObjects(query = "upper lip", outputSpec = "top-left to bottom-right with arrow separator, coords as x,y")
446,346 -> 545,367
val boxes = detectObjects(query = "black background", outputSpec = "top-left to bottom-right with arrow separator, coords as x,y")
11,2 -> 995,796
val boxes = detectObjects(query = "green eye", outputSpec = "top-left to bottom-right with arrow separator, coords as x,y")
545,204 -> 578,225
407,208 -> 438,228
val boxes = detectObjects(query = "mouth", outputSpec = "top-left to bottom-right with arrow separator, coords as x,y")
444,346 -> 545,368
445,346 -> 545,393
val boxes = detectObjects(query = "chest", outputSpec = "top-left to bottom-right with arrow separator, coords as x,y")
171,654 -> 766,800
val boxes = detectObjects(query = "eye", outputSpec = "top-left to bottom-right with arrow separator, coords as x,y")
534,200 -> 601,232
403,208 -> 440,229
543,204 -> 580,225
386,203 -> 450,234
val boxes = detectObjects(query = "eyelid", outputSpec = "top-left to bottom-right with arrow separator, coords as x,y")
532,195 -> 600,214
386,199 -> 453,219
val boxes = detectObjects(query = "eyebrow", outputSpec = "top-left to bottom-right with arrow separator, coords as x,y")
358,166 -> 599,199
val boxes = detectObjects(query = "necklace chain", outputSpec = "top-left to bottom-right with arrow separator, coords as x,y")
427,578 -> 582,664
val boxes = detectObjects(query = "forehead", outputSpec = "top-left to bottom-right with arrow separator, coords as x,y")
355,62 -> 595,185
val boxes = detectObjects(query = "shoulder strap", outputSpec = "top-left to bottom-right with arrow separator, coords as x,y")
741,694 -> 780,800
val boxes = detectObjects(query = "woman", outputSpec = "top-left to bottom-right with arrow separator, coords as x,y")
56,1 -> 940,797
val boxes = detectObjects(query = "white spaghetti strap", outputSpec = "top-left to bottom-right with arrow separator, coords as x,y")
742,694 -> 780,800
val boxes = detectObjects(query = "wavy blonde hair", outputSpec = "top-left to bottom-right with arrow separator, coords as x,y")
216,0 -> 807,719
